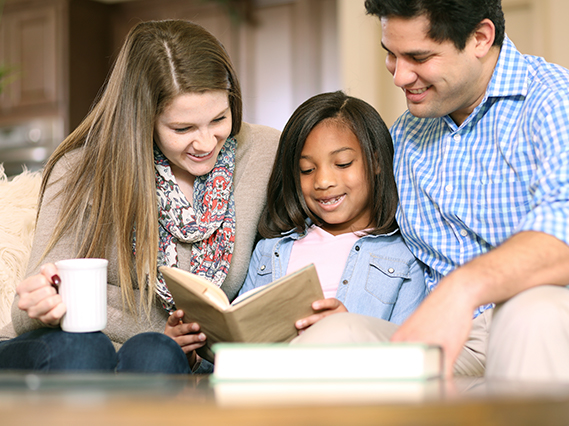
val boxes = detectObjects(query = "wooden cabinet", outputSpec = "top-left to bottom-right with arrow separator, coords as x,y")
0,0 -> 112,132
0,0 -> 61,121
0,0 -> 338,134
0,0 -> 113,176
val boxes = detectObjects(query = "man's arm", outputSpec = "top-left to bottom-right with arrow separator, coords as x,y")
391,230 -> 569,377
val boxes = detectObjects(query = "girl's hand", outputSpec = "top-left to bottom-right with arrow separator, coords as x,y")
164,309 -> 207,354
16,263 -> 66,326
295,298 -> 348,333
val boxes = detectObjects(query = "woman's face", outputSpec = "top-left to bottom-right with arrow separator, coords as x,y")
154,90 -> 232,191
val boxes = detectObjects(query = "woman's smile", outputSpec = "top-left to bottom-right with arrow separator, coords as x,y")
187,149 -> 215,161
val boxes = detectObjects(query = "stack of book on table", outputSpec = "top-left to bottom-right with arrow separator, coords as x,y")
211,342 -> 444,406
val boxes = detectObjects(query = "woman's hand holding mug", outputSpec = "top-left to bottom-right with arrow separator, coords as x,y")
17,263 -> 65,326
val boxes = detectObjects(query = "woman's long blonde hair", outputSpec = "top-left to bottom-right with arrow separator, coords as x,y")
39,20 -> 242,314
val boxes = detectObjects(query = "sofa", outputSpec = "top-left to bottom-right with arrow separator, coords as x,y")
0,167 -> 42,330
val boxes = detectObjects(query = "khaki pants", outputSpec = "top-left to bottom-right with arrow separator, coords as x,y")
486,285 -> 569,381
293,285 -> 569,381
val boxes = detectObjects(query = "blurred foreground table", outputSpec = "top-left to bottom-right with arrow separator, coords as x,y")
1,373 -> 569,426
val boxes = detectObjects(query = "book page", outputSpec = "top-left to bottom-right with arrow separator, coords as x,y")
159,267 -> 230,310
231,263 -> 322,306
231,284 -> 268,306
225,264 -> 324,342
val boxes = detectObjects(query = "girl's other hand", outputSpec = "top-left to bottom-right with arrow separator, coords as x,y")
164,309 -> 207,354
165,310 -> 207,368
16,263 -> 66,326
294,298 -> 348,333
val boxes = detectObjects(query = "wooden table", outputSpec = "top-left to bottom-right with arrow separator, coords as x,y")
1,374 -> 569,426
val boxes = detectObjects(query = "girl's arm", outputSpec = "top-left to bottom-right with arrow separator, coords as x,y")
388,258 -> 427,325
237,239 -> 271,297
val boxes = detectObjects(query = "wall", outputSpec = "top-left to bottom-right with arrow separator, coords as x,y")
108,0 -> 340,131
3,0 -> 568,133
242,0 -> 340,130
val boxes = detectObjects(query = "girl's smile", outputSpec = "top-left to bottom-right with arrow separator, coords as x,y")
317,194 -> 346,208
299,119 -> 372,236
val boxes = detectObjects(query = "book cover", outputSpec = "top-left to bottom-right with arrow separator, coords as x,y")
160,264 -> 324,363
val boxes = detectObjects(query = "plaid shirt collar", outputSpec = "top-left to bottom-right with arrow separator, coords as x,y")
487,35 -> 529,98
442,35 -> 528,131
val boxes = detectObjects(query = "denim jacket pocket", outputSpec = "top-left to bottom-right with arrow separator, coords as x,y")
365,255 -> 411,305
255,255 -> 274,277
249,254 -> 276,289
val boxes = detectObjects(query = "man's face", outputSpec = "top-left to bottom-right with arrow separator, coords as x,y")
381,15 -> 486,125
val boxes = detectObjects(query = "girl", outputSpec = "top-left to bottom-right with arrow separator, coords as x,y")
240,91 -> 425,331
0,20 -> 279,374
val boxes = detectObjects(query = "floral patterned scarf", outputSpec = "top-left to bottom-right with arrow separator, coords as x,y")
153,137 -> 237,311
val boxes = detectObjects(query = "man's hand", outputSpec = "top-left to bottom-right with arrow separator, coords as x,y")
295,298 -> 348,334
390,277 -> 474,377
392,231 -> 569,377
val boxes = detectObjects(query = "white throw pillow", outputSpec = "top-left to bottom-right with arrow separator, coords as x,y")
0,166 -> 42,329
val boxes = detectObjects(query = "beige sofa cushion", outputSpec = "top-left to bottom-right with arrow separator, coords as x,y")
0,167 -> 42,329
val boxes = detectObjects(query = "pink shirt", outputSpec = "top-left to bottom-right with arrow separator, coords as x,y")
287,226 -> 360,299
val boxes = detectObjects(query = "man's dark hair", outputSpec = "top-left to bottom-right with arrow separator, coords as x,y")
364,0 -> 505,50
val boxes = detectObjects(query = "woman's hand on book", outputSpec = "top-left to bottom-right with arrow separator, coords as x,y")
16,263 -> 66,326
295,298 -> 348,334
164,309 -> 207,354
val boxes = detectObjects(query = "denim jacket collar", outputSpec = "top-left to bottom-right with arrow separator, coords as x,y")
280,219 -> 400,242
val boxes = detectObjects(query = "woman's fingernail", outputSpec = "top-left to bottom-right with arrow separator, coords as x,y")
199,333 -> 206,341
52,275 -> 61,286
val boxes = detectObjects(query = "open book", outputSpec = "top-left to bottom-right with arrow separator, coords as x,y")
159,264 -> 324,363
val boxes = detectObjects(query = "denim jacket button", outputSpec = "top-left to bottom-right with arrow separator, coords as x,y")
342,280 -> 348,285
388,268 -> 395,274
355,246 -> 360,251
260,265 -> 266,271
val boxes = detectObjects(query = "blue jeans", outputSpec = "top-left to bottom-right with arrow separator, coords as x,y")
0,329 -> 211,374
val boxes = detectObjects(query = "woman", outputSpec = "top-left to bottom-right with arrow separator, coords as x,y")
0,20 -> 279,374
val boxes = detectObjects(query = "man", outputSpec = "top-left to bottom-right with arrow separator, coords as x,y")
297,0 -> 569,381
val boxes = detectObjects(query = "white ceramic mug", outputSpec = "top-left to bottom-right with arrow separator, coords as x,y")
55,258 -> 108,333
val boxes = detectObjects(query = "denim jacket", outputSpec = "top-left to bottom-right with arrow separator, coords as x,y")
240,228 -> 427,325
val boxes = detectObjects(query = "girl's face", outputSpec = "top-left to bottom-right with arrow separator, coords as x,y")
299,120 -> 372,236
154,90 -> 232,195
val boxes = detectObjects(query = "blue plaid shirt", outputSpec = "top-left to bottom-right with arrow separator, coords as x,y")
392,36 -> 569,316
